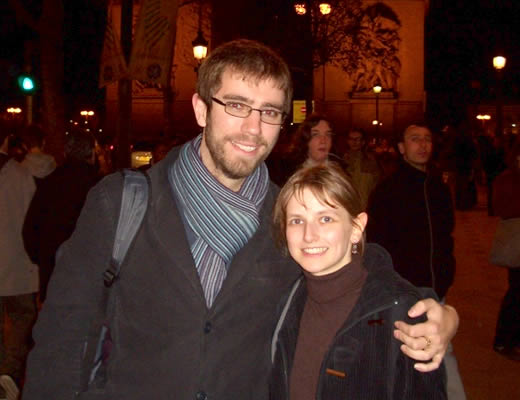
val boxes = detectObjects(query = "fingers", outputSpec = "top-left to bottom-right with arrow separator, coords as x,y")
414,353 -> 444,372
408,298 -> 440,318
394,329 -> 440,354
394,320 -> 440,339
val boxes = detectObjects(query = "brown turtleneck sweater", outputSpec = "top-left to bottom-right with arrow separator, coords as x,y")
289,255 -> 367,400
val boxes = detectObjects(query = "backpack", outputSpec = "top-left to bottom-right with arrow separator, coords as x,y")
79,169 -> 150,391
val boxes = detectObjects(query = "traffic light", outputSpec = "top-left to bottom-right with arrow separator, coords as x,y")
17,73 -> 37,95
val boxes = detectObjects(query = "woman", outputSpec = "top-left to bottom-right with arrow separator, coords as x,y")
270,114 -> 346,186
270,163 -> 446,399
492,137 -> 520,361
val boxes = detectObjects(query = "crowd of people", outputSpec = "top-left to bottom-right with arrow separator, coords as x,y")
0,38 -> 518,400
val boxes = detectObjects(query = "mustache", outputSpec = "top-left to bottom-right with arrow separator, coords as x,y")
227,134 -> 267,147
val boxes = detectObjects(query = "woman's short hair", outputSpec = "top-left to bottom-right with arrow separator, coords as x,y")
196,39 -> 293,114
272,162 -> 365,255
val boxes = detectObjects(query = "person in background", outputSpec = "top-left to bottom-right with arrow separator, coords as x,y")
343,128 -> 381,209
492,137 -> 520,361
367,124 -> 465,399
270,163 -> 446,399
23,129 -> 100,303
272,113 -> 345,186
18,125 -> 56,184
0,127 -> 47,400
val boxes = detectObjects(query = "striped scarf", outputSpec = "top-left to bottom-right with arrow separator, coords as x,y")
169,134 -> 269,307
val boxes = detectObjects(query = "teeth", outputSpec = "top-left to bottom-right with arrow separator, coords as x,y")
303,247 -> 327,254
233,142 -> 256,152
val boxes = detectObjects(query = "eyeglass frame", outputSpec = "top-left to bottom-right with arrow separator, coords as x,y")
210,97 -> 286,125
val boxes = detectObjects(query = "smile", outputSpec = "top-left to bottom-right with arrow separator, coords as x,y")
302,247 -> 327,255
232,141 -> 258,153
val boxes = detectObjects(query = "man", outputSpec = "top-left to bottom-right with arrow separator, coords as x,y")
367,124 -> 465,399
23,130 -> 100,302
0,128 -> 44,400
24,41 -> 457,400
343,128 -> 381,209
18,125 -> 56,185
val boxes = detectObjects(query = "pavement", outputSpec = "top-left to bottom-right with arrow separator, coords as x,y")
448,185 -> 520,399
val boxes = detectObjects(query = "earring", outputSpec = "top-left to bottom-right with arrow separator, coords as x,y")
351,242 -> 359,255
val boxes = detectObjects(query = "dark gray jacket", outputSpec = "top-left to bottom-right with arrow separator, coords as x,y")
23,147 -> 301,400
270,244 -> 447,400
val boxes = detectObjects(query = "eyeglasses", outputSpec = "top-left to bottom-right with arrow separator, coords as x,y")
211,97 -> 285,125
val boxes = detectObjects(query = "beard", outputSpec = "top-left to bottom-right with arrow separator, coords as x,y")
203,118 -> 277,180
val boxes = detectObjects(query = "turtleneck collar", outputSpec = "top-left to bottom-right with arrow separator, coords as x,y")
303,253 -> 366,304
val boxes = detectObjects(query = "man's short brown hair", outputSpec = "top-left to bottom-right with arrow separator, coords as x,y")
196,39 -> 293,114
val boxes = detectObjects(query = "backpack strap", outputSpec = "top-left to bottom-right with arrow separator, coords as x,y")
104,169 -> 151,287
79,169 -> 150,392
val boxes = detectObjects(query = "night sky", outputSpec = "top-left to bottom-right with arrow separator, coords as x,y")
426,0 -> 519,125
1,0 -> 518,126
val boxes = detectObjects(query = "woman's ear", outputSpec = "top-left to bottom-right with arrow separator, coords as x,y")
352,212 -> 368,243
192,93 -> 208,128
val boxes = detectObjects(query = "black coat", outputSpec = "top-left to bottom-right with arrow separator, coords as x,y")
366,162 -> 455,298
270,244 -> 447,400
23,147 -> 301,400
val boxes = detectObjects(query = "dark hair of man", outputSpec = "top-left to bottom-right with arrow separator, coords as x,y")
196,39 -> 293,114
272,162 -> 365,255
291,113 -> 335,162
64,130 -> 95,163
397,123 -> 430,144
20,124 -> 46,149
348,128 -> 366,140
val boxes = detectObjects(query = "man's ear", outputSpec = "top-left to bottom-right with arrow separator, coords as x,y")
192,93 -> 208,128
397,142 -> 405,155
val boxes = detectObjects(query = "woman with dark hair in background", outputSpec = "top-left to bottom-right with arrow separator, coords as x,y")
270,113 -> 346,186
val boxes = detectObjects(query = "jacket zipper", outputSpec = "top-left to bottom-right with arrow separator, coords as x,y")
315,299 -> 400,399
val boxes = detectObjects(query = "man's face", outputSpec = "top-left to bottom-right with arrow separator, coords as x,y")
193,69 -> 285,191
398,126 -> 432,171
346,131 -> 363,152
307,120 -> 333,163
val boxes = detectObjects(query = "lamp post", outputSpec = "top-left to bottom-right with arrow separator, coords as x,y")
493,55 -> 506,137
372,83 -> 382,137
294,2 -> 332,117
192,0 -> 208,74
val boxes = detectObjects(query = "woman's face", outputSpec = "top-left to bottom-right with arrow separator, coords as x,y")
307,120 -> 333,163
285,187 -> 367,276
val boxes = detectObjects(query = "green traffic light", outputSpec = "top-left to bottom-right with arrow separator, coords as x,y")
22,77 -> 34,90
17,74 -> 36,94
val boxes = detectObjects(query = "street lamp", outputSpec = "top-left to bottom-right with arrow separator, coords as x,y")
294,2 -> 332,15
294,3 -> 307,15
192,0 -> 208,73
493,55 -> 506,137
373,83 -> 382,136
319,3 -> 331,14
7,107 -> 22,116
80,110 -> 95,123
